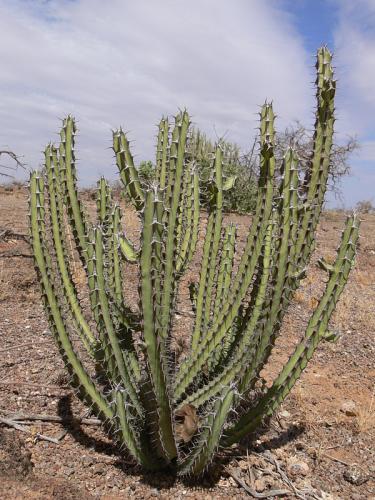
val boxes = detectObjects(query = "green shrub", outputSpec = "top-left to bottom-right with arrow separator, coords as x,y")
138,160 -> 155,186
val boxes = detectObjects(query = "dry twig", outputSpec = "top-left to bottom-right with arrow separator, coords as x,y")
0,252 -> 33,259
0,340 -> 52,354
0,150 -> 26,178
0,416 -> 62,444
226,468 -> 290,498
322,453 -> 352,467
261,450 -> 323,500
4,412 -> 101,426
0,380 -> 71,390
0,228 -> 29,243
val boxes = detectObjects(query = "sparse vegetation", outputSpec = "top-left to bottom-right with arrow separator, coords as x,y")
138,160 -> 155,186
356,386 -> 375,434
0,150 -> 25,180
131,111 -> 357,216
356,199 -> 375,214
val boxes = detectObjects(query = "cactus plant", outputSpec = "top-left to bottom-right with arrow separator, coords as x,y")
29,47 -> 359,475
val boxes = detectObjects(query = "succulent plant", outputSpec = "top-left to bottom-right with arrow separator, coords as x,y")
29,47 -> 359,475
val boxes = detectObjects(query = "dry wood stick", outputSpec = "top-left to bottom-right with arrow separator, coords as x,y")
0,340 -> 53,354
323,453 -> 352,467
0,381 -> 70,390
0,252 -> 33,258
226,468 -> 290,498
260,451 -> 319,500
0,416 -> 61,444
5,412 -> 101,426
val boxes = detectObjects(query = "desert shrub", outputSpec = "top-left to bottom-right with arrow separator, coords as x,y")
356,200 -> 374,214
187,128 -> 257,212
138,160 -> 155,186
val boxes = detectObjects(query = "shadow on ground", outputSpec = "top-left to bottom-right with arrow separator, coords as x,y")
57,394 -> 305,489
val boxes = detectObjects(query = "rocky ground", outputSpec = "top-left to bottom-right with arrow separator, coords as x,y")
0,186 -> 374,499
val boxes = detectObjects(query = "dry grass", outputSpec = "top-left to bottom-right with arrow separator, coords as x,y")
356,386 -> 375,434
355,269 -> 374,287
293,290 -> 305,304
321,252 -> 336,266
0,261 -> 10,301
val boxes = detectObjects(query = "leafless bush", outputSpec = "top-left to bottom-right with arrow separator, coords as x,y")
356,200 -> 375,214
0,150 -> 26,180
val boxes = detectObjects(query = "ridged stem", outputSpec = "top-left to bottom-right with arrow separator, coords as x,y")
222,214 -> 359,445
113,129 -> 144,212
30,172 -> 113,420
45,145 -> 96,353
190,146 -> 223,352
174,103 -> 275,400
140,189 -> 177,461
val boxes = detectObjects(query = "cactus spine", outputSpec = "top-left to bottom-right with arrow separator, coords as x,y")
29,47 -> 359,475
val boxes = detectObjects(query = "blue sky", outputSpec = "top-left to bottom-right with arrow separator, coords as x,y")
285,0 -> 337,53
0,0 -> 374,207
286,0 -> 375,206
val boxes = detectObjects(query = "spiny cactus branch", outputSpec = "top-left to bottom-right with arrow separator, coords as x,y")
29,47 -> 359,476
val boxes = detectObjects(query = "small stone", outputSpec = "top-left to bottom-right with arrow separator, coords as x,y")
351,494 -> 363,500
93,464 -> 106,475
228,476 -> 237,487
279,410 -> 291,418
320,492 -> 336,500
343,465 -> 368,486
340,400 -> 357,416
287,459 -> 309,477
218,478 -> 229,487
64,467 -> 74,476
82,455 -> 95,466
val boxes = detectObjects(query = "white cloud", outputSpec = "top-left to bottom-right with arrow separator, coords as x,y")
333,0 -> 375,137
361,141 -> 375,162
325,0 -> 375,207
0,0 -> 313,184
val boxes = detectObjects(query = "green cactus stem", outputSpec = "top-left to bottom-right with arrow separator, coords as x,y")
29,47 -> 359,476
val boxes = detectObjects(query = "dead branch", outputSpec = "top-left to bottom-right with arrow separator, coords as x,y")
322,453 -> 352,467
260,451 -> 320,500
263,451 -> 300,497
0,416 -> 62,444
0,380 -> 71,390
226,468 -> 290,498
0,252 -> 33,258
0,341 -> 52,354
0,150 -> 26,178
4,412 -> 101,426
0,228 -> 29,243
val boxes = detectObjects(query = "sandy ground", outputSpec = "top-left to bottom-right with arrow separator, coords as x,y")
0,186 -> 374,499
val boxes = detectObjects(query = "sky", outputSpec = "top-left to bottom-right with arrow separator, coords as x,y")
0,0 -> 374,207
